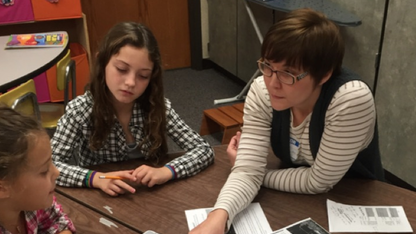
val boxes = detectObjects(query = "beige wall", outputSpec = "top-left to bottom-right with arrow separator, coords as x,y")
201,0 -> 209,59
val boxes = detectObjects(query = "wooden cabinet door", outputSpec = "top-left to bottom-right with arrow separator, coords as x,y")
81,0 -> 190,69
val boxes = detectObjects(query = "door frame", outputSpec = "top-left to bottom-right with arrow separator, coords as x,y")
188,0 -> 203,70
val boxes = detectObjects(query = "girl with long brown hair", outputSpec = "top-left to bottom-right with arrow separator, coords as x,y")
51,22 -> 214,196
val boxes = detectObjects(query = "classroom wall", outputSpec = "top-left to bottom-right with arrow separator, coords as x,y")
201,0 -> 209,59
336,0 -> 386,90
375,0 -> 416,187
202,0 -> 416,187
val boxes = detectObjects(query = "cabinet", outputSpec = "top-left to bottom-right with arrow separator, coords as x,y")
236,0 -> 274,82
0,14 -> 91,64
208,0 -> 382,85
80,0 -> 190,70
208,0 -> 273,82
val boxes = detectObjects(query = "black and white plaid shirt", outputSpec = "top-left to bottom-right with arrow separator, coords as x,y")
52,92 -> 214,187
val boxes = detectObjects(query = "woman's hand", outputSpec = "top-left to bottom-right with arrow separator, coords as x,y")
132,165 -> 173,187
227,131 -> 241,167
92,170 -> 137,196
189,209 -> 229,234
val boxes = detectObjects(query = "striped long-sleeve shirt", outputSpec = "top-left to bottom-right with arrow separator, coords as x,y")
214,76 -> 376,222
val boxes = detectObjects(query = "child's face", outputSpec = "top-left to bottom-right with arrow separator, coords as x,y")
105,45 -> 153,107
8,132 -> 59,211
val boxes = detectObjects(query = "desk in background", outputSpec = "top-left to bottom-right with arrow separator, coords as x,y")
0,33 -> 68,93
56,145 -> 416,234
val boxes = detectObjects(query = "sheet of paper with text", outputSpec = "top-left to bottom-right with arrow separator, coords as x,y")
327,199 -> 413,233
185,203 -> 272,234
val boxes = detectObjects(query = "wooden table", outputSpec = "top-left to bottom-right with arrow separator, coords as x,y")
56,145 -> 416,234
55,193 -> 140,233
0,32 -> 68,93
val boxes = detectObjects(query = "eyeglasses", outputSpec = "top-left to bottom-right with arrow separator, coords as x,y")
257,60 -> 308,85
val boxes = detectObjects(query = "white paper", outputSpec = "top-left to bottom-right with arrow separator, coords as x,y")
185,203 -> 272,234
327,199 -> 413,233
270,218 -> 329,234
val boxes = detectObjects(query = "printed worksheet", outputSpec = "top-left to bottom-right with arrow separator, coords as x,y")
270,218 -> 329,234
185,203 -> 272,234
327,199 -> 413,233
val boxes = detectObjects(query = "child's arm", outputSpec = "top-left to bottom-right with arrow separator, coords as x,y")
51,99 -> 89,187
164,100 -> 215,179
37,196 -> 76,234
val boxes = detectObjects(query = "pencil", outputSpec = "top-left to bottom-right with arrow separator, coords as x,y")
99,175 -> 125,180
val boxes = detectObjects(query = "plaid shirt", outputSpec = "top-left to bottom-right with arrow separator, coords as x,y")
52,91 -> 214,187
0,196 -> 76,234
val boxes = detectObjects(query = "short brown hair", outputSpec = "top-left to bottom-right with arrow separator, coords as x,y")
261,8 -> 344,83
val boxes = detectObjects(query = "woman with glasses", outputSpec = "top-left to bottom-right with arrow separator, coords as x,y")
190,8 -> 384,234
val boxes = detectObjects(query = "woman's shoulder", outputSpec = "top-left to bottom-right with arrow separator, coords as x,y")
328,80 -> 374,113
247,76 -> 271,104
332,80 -> 373,101
253,76 -> 266,88
249,76 -> 268,96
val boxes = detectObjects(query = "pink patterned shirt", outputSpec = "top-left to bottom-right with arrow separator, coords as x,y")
0,196 -> 76,234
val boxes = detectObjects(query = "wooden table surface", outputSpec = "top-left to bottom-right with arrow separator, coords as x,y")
55,192 -> 140,233
56,145 -> 416,234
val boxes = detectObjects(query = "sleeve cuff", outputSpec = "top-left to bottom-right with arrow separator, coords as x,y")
164,165 -> 176,180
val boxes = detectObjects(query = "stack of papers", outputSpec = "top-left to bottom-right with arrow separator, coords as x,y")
185,199 -> 413,234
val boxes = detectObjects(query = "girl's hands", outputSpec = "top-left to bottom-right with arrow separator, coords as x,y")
132,165 -> 173,187
189,209 -> 229,234
92,170 -> 137,196
91,165 -> 173,196
227,131 -> 241,167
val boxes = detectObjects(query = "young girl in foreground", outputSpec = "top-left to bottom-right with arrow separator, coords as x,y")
0,106 -> 75,234
51,22 -> 214,196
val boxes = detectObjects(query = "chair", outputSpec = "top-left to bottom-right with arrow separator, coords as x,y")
0,49 -> 76,131
39,49 -> 76,129
0,79 -> 41,120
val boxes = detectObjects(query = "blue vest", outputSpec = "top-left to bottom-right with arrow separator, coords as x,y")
270,68 -> 385,181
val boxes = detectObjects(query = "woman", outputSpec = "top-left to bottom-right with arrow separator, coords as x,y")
190,8 -> 384,234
